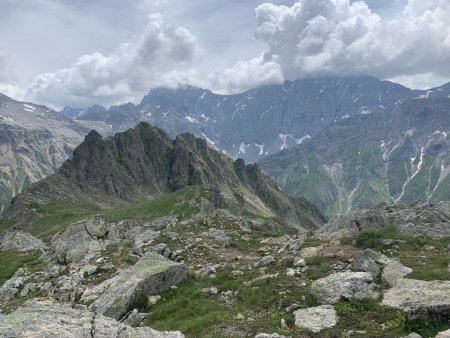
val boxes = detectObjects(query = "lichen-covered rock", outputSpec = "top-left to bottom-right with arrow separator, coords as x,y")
382,279 -> 450,320
353,249 -> 412,286
0,230 -> 47,252
254,334 -> 291,338
294,305 -> 338,332
315,203 -> 450,240
51,273 -> 85,302
0,269 -> 25,304
382,260 -> 413,287
89,252 -> 188,320
0,300 -> 184,337
311,272 -> 379,304
48,218 -> 104,264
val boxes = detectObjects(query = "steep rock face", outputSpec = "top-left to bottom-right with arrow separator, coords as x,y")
63,76 -> 450,163
6,122 -> 325,230
0,94 -> 88,215
260,98 -> 450,215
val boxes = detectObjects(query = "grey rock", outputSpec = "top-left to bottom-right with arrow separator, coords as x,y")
293,257 -> 306,268
315,203 -> 450,240
0,274 -> 25,304
255,334 -> 291,338
89,252 -> 188,320
435,329 -> 450,338
203,228 -> 230,241
401,334 -> 423,338
51,273 -> 84,302
84,215 -> 109,239
382,279 -> 450,320
311,272 -> 379,304
294,305 -> 338,332
0,299 -> 184,337
254,255 -> 275,268
128,252 -> 141,263
0,230 -> 47,252
48,217 -> 104,264
382,260 -> 413,287
121,309 -> 141,327
353,249 -> 412,286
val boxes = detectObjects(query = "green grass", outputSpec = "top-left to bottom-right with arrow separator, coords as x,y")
0,251 -> 41,286
25,186 -> 205,241
350,227 -> 450,281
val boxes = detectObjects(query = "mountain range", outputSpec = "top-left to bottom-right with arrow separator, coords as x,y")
0,94 -> 88,215
64,75 -> 450,163
2,75 -> 450,217
260,97 -> 450,215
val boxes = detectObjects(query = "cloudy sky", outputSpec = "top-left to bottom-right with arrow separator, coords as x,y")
0,0 -> 449,108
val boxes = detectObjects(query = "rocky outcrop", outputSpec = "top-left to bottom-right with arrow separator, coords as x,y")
0,230 -> 47,252
315,202 -> 450,240
435,329 -> 450,338
88,252 -> 188,320
311,272 -> 379,304
293,305 -> 338,332
353,249 -> 412,286
0,300 -> 184,337
382,279 -> 450,320
7,122 -> 325,231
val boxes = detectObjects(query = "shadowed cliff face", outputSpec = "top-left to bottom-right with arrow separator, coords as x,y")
6,122 -> 325,231
260,98 -> 450,216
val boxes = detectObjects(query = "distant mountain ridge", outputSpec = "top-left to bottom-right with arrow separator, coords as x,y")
260,97 -> 450,215
61,75 -> 450,163
0,94 -> 88,215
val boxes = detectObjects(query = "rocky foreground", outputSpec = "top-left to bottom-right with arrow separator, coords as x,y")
0,202 -> 449,337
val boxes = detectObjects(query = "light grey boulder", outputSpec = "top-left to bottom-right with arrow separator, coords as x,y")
382,260 -> 413,287
0,270 -> 25,304
48,218 -> 104,264
401,333 -> 422,338
89,252 -> 188,320
202,228 -> 230,241
255,334 -> 291,338
311,272 -> 379,304
0,230 -> 47,252
435,329 -> 450,338
294,305 -> 338,332
382,279 -> 450,320
0,299 -> 184,337
353,249 -> 412,286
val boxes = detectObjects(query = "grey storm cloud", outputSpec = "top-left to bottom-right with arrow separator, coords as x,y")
1,0 -> 450,107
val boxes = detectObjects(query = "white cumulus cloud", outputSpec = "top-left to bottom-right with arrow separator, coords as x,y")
27,14 -> 200,108
252,0 -> 450,84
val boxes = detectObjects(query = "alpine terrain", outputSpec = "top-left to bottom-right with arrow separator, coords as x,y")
0,123 -> 448,337
260,97 -> 450,216
0,93 -> 88,216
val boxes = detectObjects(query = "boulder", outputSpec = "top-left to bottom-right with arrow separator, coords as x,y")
294,305 -> 338,332
254,334 -> 291,338
0,230 -> 47,252
311,272 -> 379,304
0,300 -> 184,337
0,270 -> 25,304
353,249 -> 412,286
89,252 -> 188,320
48,218 -> 104,264
254,255 -> 275,268
435,329 -> 450,338
382,279 -> 450,320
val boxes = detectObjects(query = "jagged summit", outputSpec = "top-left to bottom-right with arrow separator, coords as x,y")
6,122 -> 325,231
